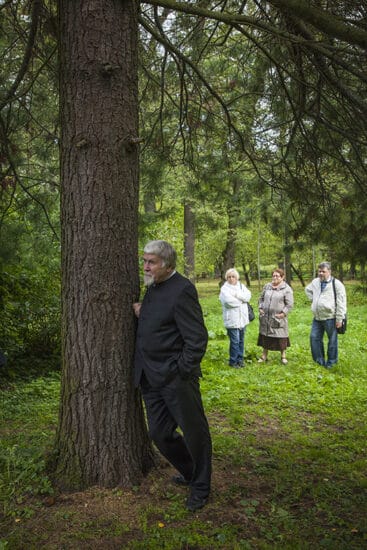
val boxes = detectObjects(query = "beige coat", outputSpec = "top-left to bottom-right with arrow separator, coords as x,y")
258,282 -> 293,338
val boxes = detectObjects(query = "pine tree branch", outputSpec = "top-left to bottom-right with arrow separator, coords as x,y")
0,0 -> 43,112
269,0 -> 367,50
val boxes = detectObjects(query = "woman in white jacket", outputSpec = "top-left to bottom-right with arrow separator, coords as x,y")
219,268 -> 252,368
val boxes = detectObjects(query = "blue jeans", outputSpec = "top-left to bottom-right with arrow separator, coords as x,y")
310,318 -> 338,367
227,327 -> 246,366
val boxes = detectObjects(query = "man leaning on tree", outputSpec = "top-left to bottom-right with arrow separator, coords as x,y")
133,240 -> 212,512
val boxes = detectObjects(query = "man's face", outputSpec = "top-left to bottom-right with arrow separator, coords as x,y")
143,254 -> 173,286
318,267 -> 331,281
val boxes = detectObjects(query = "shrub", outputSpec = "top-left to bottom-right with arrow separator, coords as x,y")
0,269 -> 61,380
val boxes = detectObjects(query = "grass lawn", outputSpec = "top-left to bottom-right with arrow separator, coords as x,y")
0,280 -> 366,549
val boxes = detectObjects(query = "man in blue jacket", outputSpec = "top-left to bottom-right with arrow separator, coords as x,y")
133,240 -> 211,511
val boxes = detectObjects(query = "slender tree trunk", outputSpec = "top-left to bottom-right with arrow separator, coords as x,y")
257,221 -> 261,290
291,263 -> 305,286
241,262 -> 251,286
184,200 -> 195,283
54,0 -> 154,490
360,261 -> 365,280
283,248 -> 292,285
220,175 -> 241,279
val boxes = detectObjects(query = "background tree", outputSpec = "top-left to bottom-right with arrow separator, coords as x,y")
0,0 -> 60,372
139,0 -> 367,275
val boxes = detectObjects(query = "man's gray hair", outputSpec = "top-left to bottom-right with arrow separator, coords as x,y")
318,261 -> 331,271
144,240 -> 177,268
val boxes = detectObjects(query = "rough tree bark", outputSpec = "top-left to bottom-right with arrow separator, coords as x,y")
54,0 -> 155,490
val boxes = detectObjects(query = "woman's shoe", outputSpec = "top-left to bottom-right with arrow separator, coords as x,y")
257,357 -> 268,363
281,358 -> 288,364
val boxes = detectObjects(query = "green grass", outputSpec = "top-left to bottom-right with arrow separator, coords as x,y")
0,281 -> 366,549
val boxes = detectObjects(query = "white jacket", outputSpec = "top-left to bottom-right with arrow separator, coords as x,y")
219,281 -> 252,329
305,277 -> 347,322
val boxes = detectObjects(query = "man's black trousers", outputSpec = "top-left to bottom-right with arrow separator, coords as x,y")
141,373 -> 212,499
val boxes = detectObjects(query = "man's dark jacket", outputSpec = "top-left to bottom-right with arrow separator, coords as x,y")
134,272 -> 208,388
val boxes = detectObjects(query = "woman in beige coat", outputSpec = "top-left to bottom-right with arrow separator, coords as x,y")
257,268 -> 294,364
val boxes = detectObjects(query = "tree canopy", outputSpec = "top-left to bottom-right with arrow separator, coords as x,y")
1,0 -> 367,268
135,1 -> 367,276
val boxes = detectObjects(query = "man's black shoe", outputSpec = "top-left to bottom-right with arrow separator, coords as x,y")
186,494 -> 207,512
171,474 -> 190,486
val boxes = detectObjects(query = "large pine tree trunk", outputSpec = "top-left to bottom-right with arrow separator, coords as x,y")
55,0 -> 154,490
